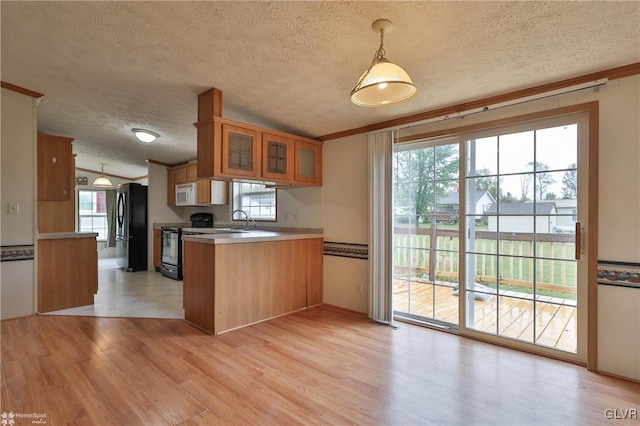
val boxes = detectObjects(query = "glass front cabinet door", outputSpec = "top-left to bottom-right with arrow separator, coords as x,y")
221,123 -> 261,178
262,133 -> 294,182
294,140 -> 322,185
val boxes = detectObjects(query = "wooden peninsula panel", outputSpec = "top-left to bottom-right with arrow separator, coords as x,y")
306,238 -> 324,307
38,235 -> 97,313
183,241 -> 215,333
183,237 -> 323,334
214,240 -> 307,333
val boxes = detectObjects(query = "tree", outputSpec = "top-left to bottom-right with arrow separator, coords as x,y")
501,191 -> 518,203
527,161 -> 555,200
519,174 -> 532,202
561,163 -> 577,199
473,168 -> 500,201
393,145 -> 459,224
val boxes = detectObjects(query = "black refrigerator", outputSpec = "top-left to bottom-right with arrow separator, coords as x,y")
116,183 -> 148,271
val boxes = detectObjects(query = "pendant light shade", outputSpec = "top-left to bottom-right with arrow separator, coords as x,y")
351,19 -> 417,107
92,164 -> 113,187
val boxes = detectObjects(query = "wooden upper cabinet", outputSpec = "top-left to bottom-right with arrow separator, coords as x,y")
37,132 -> 73,201
194,88 -> 322,186
294,140 -> 322,185
196,180 -> 229,205
186,164 -> 198,181
37,132 -> 75,233
166,161 -> 229,206
174,166 -> 187,184
166,167 -> 176,205
262,133 -> 294,182
221,123 -> 261,178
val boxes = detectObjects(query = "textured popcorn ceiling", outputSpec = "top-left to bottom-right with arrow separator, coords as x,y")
1,1 -> 639,178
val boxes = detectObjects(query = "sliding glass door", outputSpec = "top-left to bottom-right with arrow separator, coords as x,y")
392,138 -> 461,327
464,115 -> 587,358
392,111 -> 590,360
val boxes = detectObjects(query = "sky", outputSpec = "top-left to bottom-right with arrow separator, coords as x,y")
469,123 -> 578,199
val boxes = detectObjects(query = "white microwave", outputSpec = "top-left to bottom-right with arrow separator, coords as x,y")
176,183 -> 196,206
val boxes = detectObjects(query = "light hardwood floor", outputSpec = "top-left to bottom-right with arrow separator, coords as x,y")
2,305 -> 638,425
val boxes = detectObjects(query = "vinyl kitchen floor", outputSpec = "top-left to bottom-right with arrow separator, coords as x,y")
44,257 -> 184,319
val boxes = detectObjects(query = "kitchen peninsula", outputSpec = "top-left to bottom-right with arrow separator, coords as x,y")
38,232 -> 98,312
182,229 -> 323,334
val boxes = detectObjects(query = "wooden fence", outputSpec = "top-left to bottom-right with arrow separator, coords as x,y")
393,226 -> 577,295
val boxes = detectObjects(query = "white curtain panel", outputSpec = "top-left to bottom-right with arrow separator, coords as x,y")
368,130 -> 394,324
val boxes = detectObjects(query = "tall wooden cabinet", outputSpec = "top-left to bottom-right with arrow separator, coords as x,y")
37,132 -> 75,233
153,229 -> 162,271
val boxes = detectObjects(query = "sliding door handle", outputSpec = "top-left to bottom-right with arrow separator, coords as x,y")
575,222 -> 584,260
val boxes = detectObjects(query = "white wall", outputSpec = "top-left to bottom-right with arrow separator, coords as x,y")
321,75 -> 640,380
1,88 -> 37,319
592,75 -> 640,380
321,133 -> 369,313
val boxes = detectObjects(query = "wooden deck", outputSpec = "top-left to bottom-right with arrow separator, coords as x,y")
393,279 -> 577,353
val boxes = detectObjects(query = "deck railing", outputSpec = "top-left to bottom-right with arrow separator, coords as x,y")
393,226 -> 577,295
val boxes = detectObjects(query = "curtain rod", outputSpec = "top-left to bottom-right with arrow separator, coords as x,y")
370,78 -> 608,135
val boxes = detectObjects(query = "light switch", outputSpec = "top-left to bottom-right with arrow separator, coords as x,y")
8,202 -> 19,214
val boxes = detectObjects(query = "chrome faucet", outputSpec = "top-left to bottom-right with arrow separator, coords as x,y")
232,209 -> 257,230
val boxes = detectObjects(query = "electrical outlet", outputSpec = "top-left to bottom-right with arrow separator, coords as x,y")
292,212 -> 298,223
284,212 -> 289,222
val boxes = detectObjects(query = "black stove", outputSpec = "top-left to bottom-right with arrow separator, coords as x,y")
160,213 -> 214,281
190,212 -> 213,228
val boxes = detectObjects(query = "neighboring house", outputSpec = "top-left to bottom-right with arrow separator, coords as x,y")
437,190 -> 496,219
553,198 -> 578,230
486,201 -> 557,233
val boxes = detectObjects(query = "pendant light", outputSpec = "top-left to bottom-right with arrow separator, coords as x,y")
92,164 -> 113,187
350,19 -> 417,107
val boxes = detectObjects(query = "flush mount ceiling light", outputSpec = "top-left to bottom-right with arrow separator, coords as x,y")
132,128 -> 159,143
92,164 -> 113,187
350,19 -> 417,107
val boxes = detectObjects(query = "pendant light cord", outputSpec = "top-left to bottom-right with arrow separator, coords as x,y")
351,29 -> 386,95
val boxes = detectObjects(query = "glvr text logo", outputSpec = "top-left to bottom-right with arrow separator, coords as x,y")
604,408 -> 638,420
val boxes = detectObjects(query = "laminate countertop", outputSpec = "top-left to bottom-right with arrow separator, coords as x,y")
181,229 -> 323,245
38,232 -> 98,240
